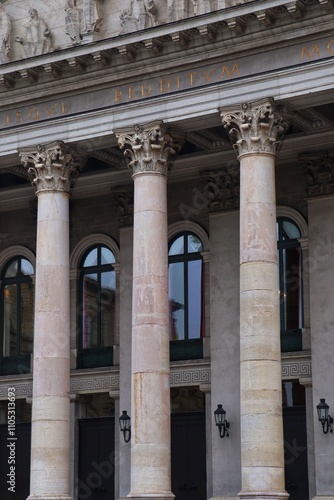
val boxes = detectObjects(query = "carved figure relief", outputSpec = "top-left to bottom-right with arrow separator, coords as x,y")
82,0 -> 103,33
65,1 -> 84,45
15,8 -> 51,57
168,0 -> 189,22
120,0 -> 157,33
192,0 -> 212,15
0,4 -> 11,64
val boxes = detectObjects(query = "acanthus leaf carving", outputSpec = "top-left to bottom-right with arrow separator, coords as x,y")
115,121 -> 185,177
19,141 -> 84,194
220,98 -> 290,157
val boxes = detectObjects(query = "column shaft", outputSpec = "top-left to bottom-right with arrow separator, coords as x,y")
239,153 -> 285,498
131,173 -> 171,498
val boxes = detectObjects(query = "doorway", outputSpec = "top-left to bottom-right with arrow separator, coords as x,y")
282,380 -> 309,499
171,412 -> 206,500
78,417 -> 115,500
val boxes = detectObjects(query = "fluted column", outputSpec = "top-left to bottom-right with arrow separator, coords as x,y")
220,99 -> 289,500
115,122 -> 184,500
19,141 -> 82,500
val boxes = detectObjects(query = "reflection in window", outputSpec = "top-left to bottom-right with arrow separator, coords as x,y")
1,257 -> 34,359
277,218 -> 303,350
168,233 -> 204,341
79,245 -> 116,350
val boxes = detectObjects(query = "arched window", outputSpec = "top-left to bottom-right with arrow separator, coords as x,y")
168,232 -> 204,360
78,245 -> 116,368
277,217 -> 303,351
0,256 -> 34,374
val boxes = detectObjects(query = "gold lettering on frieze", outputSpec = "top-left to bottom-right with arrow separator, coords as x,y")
159,79 -> 171,92
221,64 -> 240,79
300,44 -> 320,60
327,39 -> 334,54
202,68 -> 215,82
141,84 -> 152,97
176,76 -> 181,89
187,72 -> 196,85
115,90 -> 122,102
61,101 -> 67,114
28,108 -> 39,121
46,103 -> 58,117
15,111 -> 23,124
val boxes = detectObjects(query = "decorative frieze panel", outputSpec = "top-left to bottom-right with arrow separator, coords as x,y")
0,0 -> 331,67
201,163 -> 240,212
0,356 -> 311,399
300,152 -> 334,198
281,354 -> 312,379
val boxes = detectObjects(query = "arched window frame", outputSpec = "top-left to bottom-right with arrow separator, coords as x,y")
276,208 -> 308,352
71,235 -> 119,369
168,222 -> 209,361
0,246 -> 35,375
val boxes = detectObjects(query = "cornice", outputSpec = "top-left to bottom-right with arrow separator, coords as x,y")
0,1 -> 332,98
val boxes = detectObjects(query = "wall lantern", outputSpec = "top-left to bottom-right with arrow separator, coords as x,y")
214,404 -> 230,438
316,399 -> 333,435
119,410 -> 131,442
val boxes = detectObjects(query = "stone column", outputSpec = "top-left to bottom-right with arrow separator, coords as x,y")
220,99 -> 289,500
115,121 -> 184,500
19,141 -> 82,500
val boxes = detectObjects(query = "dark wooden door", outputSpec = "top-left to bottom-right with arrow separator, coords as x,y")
283,407 -> 309,499
0,422 -> 31,500
171,412 -> 206,500
78,417 -> 115,500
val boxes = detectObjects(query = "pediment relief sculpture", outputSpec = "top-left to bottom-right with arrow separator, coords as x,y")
15,8 -> 52,57
120,0 -> 157,34
0,3 -> 11,64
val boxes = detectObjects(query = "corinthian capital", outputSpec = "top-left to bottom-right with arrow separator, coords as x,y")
115,121 -> 185,177
220,98 -> 290,158
19,141 -> 83,194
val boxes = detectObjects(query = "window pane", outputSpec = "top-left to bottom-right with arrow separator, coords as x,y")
5,260 -> 19,278
188,260 -> 202,339
101,246 -> 115,265
187,234 -> 203,253
282,220 -> 301,240
82,274 -> 98,348
100,271 -> 115,347
83,248 -> 98,268
3,285 -> 17,356
20,282 -> 34,355
284,246 -> 302,330
169,236 -> 184,256
169,262 -> 185,340
21,259 -> 34,276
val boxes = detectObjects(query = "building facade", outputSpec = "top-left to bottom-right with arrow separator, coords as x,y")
0,1 -> 333,499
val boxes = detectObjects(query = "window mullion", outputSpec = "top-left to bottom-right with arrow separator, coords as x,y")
17,282 -> 21,356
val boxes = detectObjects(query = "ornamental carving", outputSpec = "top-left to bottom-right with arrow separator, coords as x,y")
115,121 -> 185,177
202,161 -> 240,212
0,4 -> 11,64
15,8 -> 52,58
120,0 -> 157,33
220,98 -> 290,157
300,152 -> 334,197
19,141 -> 84,194
113,187 -> 134,226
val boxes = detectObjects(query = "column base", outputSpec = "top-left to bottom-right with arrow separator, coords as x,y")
27,497 -> 72,500
312,497 -> 334,500
238,493 -> 289,500
128,495 -> 174,500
